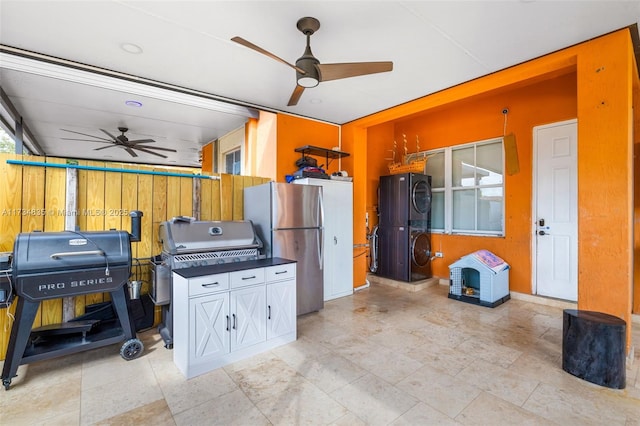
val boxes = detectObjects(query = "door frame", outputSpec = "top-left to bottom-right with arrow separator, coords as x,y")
531,118 -> 578,296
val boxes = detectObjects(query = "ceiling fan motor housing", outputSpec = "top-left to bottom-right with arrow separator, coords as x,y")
296,48 -> 320,88
295,17 -> 321,88
117,127 -> 129,143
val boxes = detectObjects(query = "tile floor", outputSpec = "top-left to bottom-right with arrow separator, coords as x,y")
1,283 -> 639,425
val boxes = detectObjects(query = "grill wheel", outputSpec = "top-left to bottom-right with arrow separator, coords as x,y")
120,338 -> 144,361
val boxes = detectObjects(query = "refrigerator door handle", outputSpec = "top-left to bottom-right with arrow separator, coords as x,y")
318,227 -> 324,270
318,190 -> 325,229
318,192 -> 325,270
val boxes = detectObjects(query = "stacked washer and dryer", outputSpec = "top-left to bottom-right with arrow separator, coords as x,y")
376,173 -> 433,282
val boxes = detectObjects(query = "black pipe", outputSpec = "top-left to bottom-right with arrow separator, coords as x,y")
129,211 -> 143,242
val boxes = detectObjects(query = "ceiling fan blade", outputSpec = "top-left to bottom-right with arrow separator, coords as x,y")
61,138 -> 115,144
287,85 -> 305,106
231,36 -> 306,74
94,145 -> 118,151
99,129 -> 119,142
317,61 -> 393,82
127,139 -> 156,144
125,147 -> 138,158
136,146 -> 177,152
61,129 -> 113,142
131,146 -> 169,159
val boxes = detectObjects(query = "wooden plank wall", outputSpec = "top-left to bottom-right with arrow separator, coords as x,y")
0,153 -> 270,359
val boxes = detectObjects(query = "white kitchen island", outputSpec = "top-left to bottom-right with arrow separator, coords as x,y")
172,258 -> 296,379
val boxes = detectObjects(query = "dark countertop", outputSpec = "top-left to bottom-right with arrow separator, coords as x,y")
173,257 -> 296,279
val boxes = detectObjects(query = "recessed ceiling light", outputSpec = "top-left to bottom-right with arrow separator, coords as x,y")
125,100 -> 143,107
309,98 -> 322,104
121,43 -> 143,54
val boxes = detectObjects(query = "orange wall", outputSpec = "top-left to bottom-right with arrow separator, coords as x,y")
275,114 -> 340,182
634,57 -> 640,315
367,73 -> 576,294
343,29 -> 637,351
200,142 -> 213,174
634,141 -> 640,314
575,31 -> 634,327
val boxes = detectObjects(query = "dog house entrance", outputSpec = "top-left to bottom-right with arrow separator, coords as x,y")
451,267 -> 480,299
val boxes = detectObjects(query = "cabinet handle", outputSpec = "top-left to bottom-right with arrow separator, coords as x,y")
226,315 -> 230,331
242,275 -> 256,280
268,305 -> 271,320
232,314 -> 237,329
202,282 -> 219,288
275,270 -> 287,275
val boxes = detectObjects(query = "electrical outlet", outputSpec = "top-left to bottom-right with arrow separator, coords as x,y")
435,252 -> 443,258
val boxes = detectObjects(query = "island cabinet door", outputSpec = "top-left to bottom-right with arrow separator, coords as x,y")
230,285 -> 267,351
267,279 -> 297,339
189,292 -> 230,364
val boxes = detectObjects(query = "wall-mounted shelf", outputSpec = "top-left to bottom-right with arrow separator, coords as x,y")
295,145 -> 350,168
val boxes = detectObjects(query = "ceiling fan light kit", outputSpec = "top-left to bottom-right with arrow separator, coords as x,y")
232,16 -> 393,106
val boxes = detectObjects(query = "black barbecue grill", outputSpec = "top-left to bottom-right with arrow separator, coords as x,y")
1,211 -> 145,390
12,230 -> 131,302
152,217 -> 263,348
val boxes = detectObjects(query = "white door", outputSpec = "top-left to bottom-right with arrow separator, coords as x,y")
190,293 -> 230,363
266,280 -> 296,339
533,120 -> 578,301
324,180 -> 354,300
230,286 -> 266,351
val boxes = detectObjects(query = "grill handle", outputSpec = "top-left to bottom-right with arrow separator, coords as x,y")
50,250 -> 104,259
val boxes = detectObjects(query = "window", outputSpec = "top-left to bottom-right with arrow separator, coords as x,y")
423,138 -> 504,235
0,129 -> 16,153
225,149 -> 241,175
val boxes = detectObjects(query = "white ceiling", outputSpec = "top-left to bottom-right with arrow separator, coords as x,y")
0,1 -> 639,166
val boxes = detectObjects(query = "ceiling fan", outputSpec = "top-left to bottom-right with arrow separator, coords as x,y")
232,17 -> 393,106
61,127 -> 177,159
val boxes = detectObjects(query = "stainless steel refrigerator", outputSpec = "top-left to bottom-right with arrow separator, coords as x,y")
243,182 -> 324,315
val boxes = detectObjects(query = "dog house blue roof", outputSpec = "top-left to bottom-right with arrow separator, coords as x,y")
449,250 -> 509,274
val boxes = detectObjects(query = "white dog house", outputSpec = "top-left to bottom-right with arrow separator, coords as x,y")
449,250 -> 510,307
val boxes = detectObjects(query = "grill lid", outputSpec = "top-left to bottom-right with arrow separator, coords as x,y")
159,217 -> 262,255
13,230 -> 131,275
12,230 -> 132,302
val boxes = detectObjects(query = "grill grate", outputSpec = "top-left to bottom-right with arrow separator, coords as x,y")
163,249 -> 259,269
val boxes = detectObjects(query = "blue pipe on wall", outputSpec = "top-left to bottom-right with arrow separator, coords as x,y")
5,159 -> 221,180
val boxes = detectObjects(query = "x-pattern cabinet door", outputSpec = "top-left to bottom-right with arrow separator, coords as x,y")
231,286 -> 266,351
190,292 -> 230,364
267,280 -> 296,339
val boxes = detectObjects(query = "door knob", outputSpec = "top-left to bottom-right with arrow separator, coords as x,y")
538,230 -> 546,236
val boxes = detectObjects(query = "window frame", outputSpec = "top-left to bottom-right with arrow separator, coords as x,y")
224,148 -> 241,175
422,137 -> 504,236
